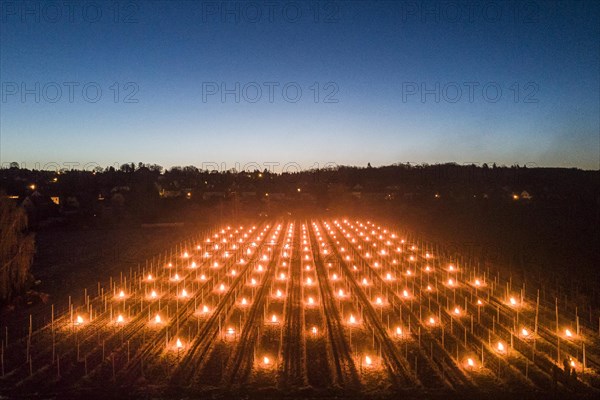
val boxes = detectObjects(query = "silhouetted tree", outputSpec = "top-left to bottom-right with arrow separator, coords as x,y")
0,194 -> 35,303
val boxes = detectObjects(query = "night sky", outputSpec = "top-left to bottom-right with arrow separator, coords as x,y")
1,0 -> 599,170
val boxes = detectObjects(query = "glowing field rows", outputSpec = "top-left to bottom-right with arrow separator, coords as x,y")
1,219 -> 599,396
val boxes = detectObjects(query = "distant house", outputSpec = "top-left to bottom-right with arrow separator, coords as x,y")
202,192 -> 226,200
160,189 -> 182,198
520,191 -> 533,200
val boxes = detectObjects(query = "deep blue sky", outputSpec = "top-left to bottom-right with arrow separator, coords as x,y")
1,0 -> 599,170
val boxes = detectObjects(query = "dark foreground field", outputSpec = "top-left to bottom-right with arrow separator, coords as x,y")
1,217 -> 599,399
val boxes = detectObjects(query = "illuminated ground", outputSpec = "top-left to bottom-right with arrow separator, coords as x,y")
1,219 -> 599,398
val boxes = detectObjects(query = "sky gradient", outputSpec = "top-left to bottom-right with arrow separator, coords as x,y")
1,0 -> 599,170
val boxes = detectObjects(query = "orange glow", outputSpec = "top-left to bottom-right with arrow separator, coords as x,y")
565,329 -> 573,338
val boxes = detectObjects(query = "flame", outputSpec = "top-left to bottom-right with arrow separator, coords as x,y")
180,289 -> 188,298
497,342 -> 505,352
365,356 -> 372,366
308,297 -> 314,305
176,338 -> 183,349
118,290 -> 125,298
116,314 -> 124,324
312,326 -> 318,335
375,297 -> 383,305
263,356 -> 270,365
75,315 -> 84,325
276,289 -> 282,298
150,290 -> 158,299
154,314 -> 162,324
565,329 -> 573,337
349,314 -> 356,324
396,327 -> 402,336
147,274 -> 153,281
467,358 -> 474,367
271,314 -> 278,323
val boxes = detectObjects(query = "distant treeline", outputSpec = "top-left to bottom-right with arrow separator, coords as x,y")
2,162 -> 598,200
